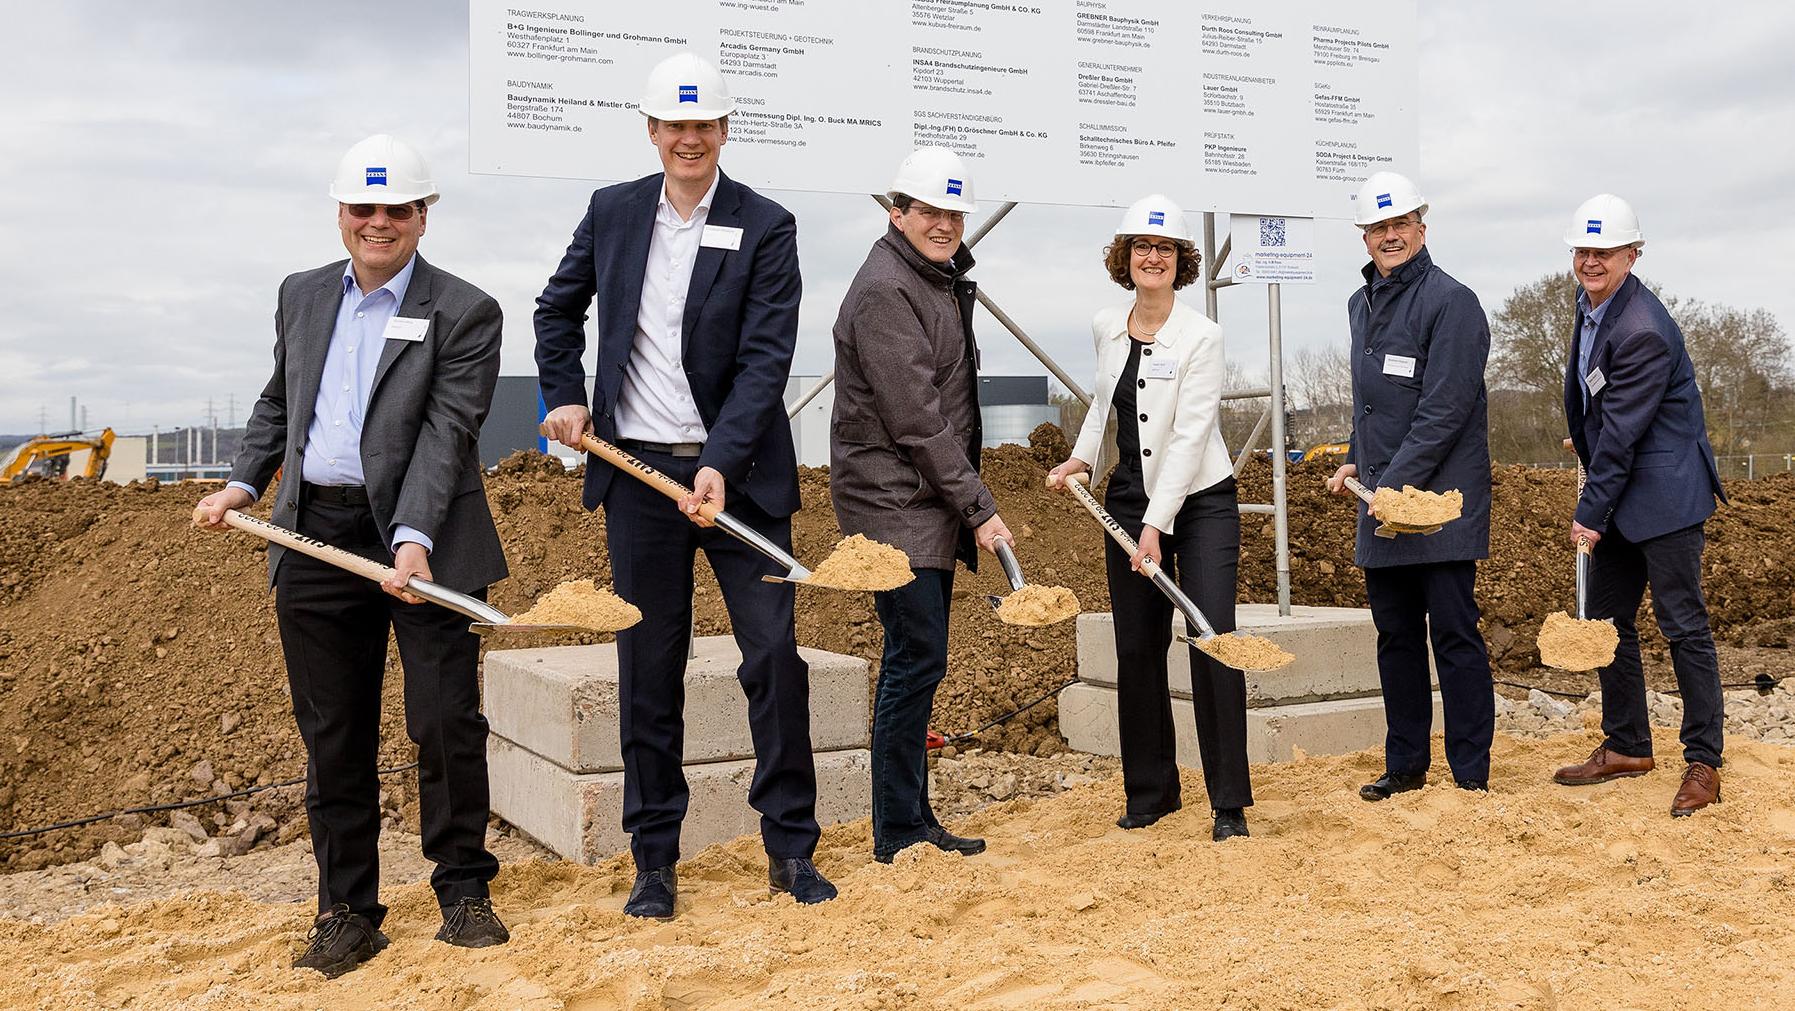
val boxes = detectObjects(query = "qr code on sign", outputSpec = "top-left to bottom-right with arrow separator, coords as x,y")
1259,216 -> 1287,247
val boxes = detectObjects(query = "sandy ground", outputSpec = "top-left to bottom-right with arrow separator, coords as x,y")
6,729 -> 1795,1010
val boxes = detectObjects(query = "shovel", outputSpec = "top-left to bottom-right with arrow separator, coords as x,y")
984,538 -> 1028,612
1064,475 -> 1289,672
562,430 -> 812,584
215,509 -> 586,635
1343,475 -> 1443,538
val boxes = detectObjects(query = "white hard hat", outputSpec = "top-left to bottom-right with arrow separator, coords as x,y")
1565,193 -> 1645,249
1115,194 -> 1193,243
639,52 -> 735,120
329,134 -> 439,206
1353,171 -> 1427,226
887,147 -> 977,214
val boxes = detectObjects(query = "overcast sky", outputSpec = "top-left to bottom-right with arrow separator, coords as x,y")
2,3 -> 1792,436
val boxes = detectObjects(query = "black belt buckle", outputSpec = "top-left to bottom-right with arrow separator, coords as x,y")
304,482 -> 369,506
617,438 -> 704,459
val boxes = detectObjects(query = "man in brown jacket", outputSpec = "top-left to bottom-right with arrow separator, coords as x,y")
830,147 -> 1012,863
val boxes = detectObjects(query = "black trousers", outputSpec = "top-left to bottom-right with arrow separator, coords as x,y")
1104,477 -> 1253,813
274,495 -> 498,927
603,450 -> 820,870
1588,523 -> 1724,767
1363,560 -> 1494,782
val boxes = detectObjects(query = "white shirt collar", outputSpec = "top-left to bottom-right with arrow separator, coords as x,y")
657,171 -> 721,225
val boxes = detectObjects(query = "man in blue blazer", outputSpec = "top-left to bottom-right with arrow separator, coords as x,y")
534,52 -> 832,915
1327,172 -> 1495,801
1550,194 -> 1727,817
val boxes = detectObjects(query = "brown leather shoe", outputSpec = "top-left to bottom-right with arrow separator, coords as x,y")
1670,762 -> 1720,817
1553,746 -> 1654,785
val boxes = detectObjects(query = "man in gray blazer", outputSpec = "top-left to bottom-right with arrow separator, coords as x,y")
194,135 -> 509,977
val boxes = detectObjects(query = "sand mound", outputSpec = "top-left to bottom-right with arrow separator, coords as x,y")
1195,632 -> 1295,671
1536,610 -> 1621,671
800,533 -> 913,591
1370,483 -> 1464,527
509,579 -> 640,632
6,731 -> 1794,1008
993,584 -> 1079,626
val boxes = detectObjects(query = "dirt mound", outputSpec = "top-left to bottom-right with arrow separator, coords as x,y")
6,731 -> 1795,1009
5,431 -> 1795,872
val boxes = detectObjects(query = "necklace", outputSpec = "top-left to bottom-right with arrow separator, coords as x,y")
1129,305 -> 1168,338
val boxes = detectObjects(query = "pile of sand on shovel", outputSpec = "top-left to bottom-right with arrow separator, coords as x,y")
510,579 -> 642,632
1197,633 -> 1295,671
1536,610 -> 1619,671
994,584 -> 1080,626
1370,485 -> 1464,527
802,534 -> 915,591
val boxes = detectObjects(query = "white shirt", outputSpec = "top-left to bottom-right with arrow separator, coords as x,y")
614,173 -> 717,443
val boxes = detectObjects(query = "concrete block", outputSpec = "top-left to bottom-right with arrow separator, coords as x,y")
1057,681 -> 1445,768
488,737 -> 872,864
484,638 -> 869,773
1076,605 -> 1435,706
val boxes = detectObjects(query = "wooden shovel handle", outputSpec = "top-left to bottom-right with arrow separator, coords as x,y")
548,426 -> 722,521
1065,473 -> 1167,581
220,509 -> 396,583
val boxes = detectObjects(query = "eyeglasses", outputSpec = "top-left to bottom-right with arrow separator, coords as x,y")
1572,247 -> 1632,263
1363,218 -> 1420,239
905,205 -> 965,225
1131,240 -> 1178,259
343,202 -> 422,221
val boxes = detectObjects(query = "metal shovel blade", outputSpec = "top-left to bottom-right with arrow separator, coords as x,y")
986,539 -> 1028,612
709,511 -> 812,584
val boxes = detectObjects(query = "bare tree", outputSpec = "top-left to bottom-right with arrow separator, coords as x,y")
1488,270 -> 1580,397
1288,346 -> 1354,447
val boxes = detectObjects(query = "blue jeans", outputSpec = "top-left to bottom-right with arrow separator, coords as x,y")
870,567 -> 952,857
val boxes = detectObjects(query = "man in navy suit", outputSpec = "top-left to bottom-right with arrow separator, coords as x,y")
535,52 -> 833,916
1550,194 -> 1727,817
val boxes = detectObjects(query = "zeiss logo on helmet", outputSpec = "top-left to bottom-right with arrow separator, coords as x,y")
1586,220 -> 1603,234
1147,210 -> 1165,226
945,178 -> 963,196
1375,193 -> 1393,209
678,85 -> 699,103
365,167 -> 388,187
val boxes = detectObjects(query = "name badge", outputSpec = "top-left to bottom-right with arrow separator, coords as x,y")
700,224 -> 743,251
1145,357 -> 1177,380
1586,366 -> 1607,396
382,317 -> 429,342
1383,354 -> 1416,378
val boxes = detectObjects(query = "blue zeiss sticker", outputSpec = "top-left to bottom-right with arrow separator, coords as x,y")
1375,193 -> 1393,209
1147,210 -> 1165,226
1587,219 -> 1602,234
678,85 -> 698,103
365,167 -> 388,186
945,178 -> 963,196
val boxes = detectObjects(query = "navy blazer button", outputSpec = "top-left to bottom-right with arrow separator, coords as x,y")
1364,346 -> 1373,355
1363,405 -> 1373,414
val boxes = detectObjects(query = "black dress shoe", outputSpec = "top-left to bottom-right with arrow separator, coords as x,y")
1455,779 -> 1488,792
1358,771 -> 1426,802
924,824 -> 986,857
768,857 -> 838,904
1116,805 -> 1180,830
623,865 -> 677,920
436,896 -> 510,947
1211,808 -> 1249,841
293,904 -> 388,978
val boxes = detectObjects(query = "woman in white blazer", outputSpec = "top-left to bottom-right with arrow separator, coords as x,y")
1048,195 -> 1252,841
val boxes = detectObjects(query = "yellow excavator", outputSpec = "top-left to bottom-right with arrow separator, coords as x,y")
1,428 -> 116,481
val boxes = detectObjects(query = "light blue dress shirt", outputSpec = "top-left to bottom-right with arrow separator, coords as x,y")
231,256 -> 431,553
1576,288 -> 1611,406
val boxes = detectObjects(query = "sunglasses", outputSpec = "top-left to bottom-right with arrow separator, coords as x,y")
343,202 -> 423,221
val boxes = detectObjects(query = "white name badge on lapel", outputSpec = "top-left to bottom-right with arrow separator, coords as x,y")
700,225 -> 743,251
1586,366 -> 1607,396
1382,354 -> 1416,378
382,317 -> 429,342
1145,357 -> 1178,380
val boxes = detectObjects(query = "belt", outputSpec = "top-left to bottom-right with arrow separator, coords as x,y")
303,482 -> 369,506
615,438 -> 704,459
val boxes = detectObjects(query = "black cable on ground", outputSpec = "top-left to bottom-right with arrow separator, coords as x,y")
944,676 -> 1082,744
0,762 -> 420,843
1496,673 -> 1781,699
